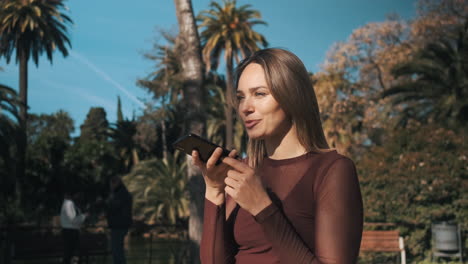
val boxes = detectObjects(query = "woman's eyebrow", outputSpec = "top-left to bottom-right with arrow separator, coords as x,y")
250,86 -> 267,91
237,86 -> 268,93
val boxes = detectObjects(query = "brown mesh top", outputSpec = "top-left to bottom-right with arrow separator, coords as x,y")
200,150 -> 363,264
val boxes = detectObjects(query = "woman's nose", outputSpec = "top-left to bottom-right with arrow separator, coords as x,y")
240,97 -> 254,115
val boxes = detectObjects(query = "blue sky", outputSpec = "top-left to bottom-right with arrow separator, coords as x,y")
0,0 -> 417,135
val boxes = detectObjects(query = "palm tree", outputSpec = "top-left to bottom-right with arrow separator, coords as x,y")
0,0 -> 73,180
384,21 -> 468,128
138,31 -> 184,161
138,31 -> 184,103
109,96 -> 140,173
0,83 -> 20,197
173,0 -> 205,257
110,120 -> 139,173
197,0 -> 267,148
123,153 -> 188,226
205,72 -> 248,152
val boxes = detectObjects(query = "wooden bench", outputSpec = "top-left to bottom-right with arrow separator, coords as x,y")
360,230 -> 406,264
6,229 -> 109,263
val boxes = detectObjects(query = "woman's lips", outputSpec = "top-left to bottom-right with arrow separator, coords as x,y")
245,119 -> 260,129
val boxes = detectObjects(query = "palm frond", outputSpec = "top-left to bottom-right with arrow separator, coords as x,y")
0,0 -> 73,65
387,22 -> 468,127
197,0 -> 267,72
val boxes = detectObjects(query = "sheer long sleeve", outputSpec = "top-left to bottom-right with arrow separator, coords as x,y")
254,157 -> 363,263
200,199 -> 238,264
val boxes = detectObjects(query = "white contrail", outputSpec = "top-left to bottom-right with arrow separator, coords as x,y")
40,79 -> 122,114
70,50 -> 145,108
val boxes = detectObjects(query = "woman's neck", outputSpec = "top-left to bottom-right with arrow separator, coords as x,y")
265,126 -> 306,160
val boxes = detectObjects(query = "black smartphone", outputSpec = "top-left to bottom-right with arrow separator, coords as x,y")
172,133 -> 231,164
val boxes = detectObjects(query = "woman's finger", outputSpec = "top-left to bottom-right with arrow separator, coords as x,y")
206,147 -> 223,169
192,150 -> 203,166
224,185 -> 236,198
192,151 -> 209,176
228,149 -> 238,158
224,176 -> 239,189
222,157 -> 250,172
226,169 -> 243,181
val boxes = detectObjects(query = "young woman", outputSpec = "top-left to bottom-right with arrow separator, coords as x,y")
193,48 -> 363,264
60,191 -> 87,264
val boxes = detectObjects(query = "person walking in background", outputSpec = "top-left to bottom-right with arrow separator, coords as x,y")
60,190 -> 88,264
106,176 -> 133,264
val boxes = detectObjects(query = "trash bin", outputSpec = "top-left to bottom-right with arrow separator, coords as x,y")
432,222 -> 460,252
432,222 -> 464,262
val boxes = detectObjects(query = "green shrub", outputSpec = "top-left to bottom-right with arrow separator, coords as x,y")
357,124 -> 467,262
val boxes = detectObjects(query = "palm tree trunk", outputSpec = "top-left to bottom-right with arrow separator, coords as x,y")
17,51 -> 28,199
161,118 -> 168,161
173,0 -> 205,262
132,148 -> 140,165
225,56 -> 234,149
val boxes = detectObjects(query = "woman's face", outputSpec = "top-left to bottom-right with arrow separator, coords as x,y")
236,63 -> 291,141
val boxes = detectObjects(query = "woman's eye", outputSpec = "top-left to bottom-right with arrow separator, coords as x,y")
255,92 -> 266,97
236,95 -> 245,101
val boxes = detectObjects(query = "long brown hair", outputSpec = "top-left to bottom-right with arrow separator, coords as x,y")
233,48 -> 329,168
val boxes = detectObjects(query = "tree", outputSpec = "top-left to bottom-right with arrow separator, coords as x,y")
138,30 -> 184,161
318,0 -> 468,154
65,108 -> 119,218
79,107 -> 110,142
110,120 -> 139,174
204,72 -> 247,151
384,20 -> 468,128
133,108 -> 162,157
25,110 -> 74,223
357,122 -> 467,262
123,153 -> 188,226
110,96 -> 139,173
411,0 -> 467,46
173,0 -> 205,259
312,71 -> 366,155
197,0 -> 267,148
117,96 -> 124,123
0,83 -> 20,198
0,0 -> 73,182
138,31 -> 184,103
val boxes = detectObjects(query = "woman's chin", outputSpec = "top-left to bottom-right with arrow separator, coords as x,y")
247,131 -> 265,140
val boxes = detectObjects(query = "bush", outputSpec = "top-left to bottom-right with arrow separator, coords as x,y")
357,123 -> 467,262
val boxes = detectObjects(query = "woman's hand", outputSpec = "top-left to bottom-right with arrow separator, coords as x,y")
192,147 -> 238,205
222,157 -> 272,216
